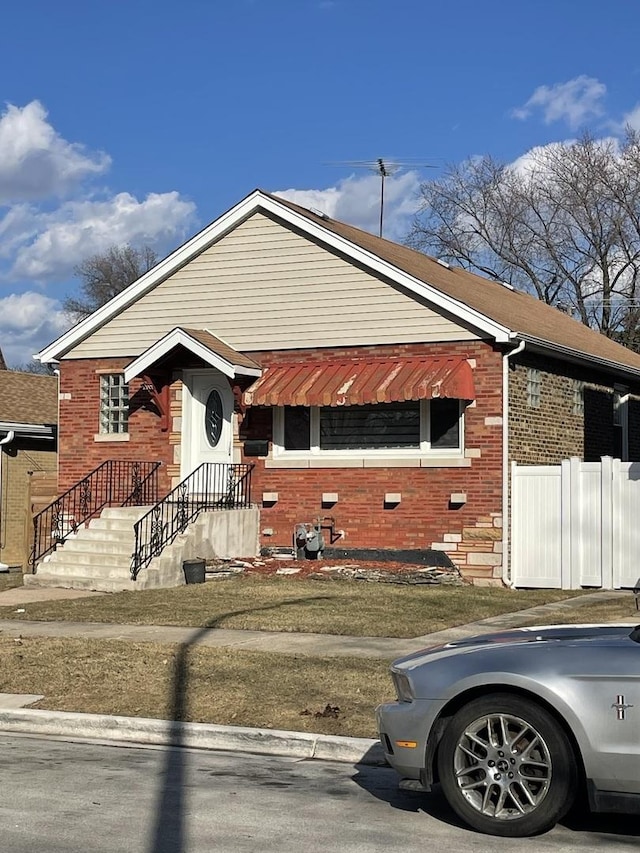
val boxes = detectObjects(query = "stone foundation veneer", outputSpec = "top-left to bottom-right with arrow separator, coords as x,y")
432,513 -> 503,586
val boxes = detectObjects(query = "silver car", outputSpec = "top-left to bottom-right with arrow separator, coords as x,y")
376,624 -> 640,837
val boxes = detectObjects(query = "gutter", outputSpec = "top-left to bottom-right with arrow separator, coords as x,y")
518,334 -> 640,383
0,422 -> 56,440
502,340 -> 526,587
0,430 -> 16,567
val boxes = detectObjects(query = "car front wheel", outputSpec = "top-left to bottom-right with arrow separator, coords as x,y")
437,693 -> 577,837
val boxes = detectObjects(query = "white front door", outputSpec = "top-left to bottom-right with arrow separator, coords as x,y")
182,370 -> 234,477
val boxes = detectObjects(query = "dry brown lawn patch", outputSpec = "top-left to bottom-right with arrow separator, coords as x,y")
0,636 -> 391,738
0,577 -> 582,637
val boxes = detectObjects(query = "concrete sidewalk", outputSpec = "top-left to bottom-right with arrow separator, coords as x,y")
0,590 -> 633,659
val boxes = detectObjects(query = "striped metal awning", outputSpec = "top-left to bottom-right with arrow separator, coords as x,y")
243,357 -> 475,408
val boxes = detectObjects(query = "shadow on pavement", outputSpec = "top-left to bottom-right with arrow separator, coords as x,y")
145,593 -> 332,853
353,747 -> 640,841
560,805 -> 640,839
351,746 -> 470,832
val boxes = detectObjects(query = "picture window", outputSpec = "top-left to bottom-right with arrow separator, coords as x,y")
276,399 -> 462,456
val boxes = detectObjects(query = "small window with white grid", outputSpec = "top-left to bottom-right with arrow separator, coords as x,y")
100,374 -> 129,434
526,368 -> 541,408
572,380 -> 584,416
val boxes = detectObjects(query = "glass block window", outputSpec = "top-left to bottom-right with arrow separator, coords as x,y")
572,380 -> 584,416
99,374 -> 129,434
526,368 -> 541,408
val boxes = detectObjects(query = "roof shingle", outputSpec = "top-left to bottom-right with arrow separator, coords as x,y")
0,372 -> 58,425
269,192 -> 640,374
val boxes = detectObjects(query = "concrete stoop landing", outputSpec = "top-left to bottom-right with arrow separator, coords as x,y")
24,506 -> 260,593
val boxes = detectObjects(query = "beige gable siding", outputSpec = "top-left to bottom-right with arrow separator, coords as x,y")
66,213 -> 480,359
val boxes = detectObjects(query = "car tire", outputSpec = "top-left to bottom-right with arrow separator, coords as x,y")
437,693 -> 577,837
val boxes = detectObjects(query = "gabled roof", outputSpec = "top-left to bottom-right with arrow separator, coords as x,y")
0,372 -> 57,425
123,327 -> 261,384
37,189 -> 640,378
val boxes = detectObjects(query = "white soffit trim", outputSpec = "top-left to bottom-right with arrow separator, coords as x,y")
39,189 -> 511,363
123,328 -> 262,383
519,334 -> 640,380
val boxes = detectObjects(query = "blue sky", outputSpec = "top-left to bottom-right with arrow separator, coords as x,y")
1,0 -> 639,365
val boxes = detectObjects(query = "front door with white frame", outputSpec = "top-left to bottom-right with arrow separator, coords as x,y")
182,370 -> 234,478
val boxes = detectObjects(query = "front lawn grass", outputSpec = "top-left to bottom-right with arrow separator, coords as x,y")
0,576 -> 582,638
524,595 -> 639,626
0,636 -> 391,738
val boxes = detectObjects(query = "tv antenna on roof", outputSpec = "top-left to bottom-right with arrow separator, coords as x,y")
326,157 -> 437,238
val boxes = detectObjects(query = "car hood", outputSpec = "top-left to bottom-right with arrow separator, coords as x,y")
393,623 -> 640,671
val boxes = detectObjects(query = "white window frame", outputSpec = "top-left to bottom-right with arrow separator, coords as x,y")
99,373 -> 129,435
272,399 -> 464,460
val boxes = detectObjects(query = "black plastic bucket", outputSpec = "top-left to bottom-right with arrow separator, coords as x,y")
183,559 -> 206,584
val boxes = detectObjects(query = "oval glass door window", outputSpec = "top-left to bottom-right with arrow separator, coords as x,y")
205,390 -> 223,447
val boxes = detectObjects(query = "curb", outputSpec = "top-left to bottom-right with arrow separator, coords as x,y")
0,708 -> 386,765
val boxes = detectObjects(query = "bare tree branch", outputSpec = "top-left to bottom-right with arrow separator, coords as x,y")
409,133 -> 640,349
63,244 -> 158,320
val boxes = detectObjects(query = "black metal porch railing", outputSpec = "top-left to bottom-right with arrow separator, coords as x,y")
31,460 -> 161,571
130,462 -> 253,580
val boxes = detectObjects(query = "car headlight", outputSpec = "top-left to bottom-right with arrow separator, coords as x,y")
392,671 -> 414,703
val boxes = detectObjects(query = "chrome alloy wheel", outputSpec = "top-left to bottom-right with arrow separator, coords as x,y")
453,712 -> 552,821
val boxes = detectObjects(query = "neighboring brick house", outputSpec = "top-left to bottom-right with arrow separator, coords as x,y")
0,368 -> 57,568
36,190 -> 640,585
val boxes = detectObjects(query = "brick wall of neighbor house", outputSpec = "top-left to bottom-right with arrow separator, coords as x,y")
238,341 -> 505,583
58,358 -> 173,494
509,353 -> 640,465
1,445 -> 57,568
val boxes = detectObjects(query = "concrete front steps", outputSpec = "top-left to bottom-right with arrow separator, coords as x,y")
24,506 -> 182,593
24,505 -> 261,593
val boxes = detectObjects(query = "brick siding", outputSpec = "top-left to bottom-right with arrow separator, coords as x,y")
508,353 -> 640,465
58,342 -> 505,583
58,358 -> 173,494
239,342 -> 504,581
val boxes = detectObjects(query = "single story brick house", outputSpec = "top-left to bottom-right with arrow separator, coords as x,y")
37,190 -> 640,585
0,368 -> 57,569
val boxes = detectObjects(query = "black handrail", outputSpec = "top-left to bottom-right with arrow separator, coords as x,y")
131,462 -> 253,580
31,460 -> 161,572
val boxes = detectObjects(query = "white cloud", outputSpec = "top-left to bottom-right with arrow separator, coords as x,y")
0,291 -> 71,366
0,101 -> 110,204
620,103 -> 640,132
7,191 -> 197,281
512,76 -> 607,129
509,136 -> 620,178
275,170 -> 422,241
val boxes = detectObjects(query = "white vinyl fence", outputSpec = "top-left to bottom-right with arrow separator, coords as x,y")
511,457 -> 640,590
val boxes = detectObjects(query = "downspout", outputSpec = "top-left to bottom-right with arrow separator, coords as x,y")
502,340 -> 525,588
0,430 -> 16,570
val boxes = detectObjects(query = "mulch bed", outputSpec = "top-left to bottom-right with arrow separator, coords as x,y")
207,555 -> 466,585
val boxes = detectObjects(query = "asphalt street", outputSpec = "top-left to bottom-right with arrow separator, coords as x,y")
1,733 -> 638,852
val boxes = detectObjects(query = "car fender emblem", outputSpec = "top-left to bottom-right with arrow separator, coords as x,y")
612,695 -> 634,721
